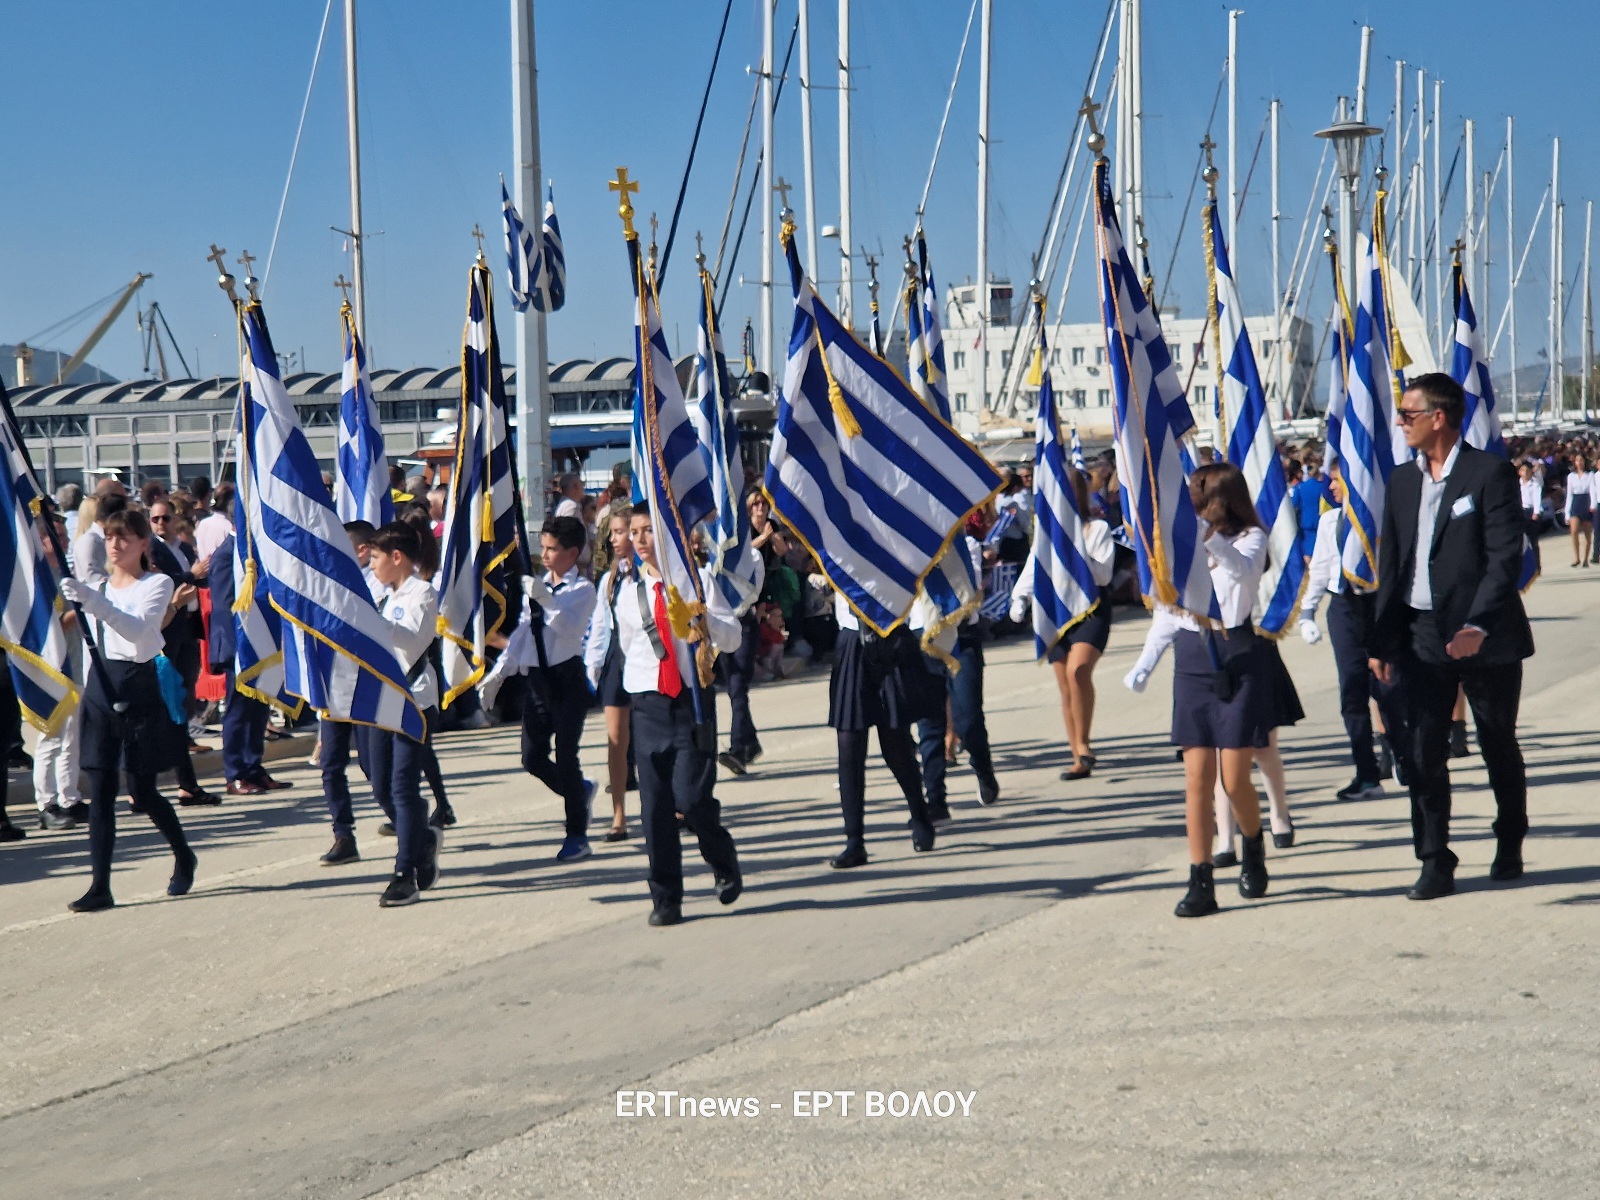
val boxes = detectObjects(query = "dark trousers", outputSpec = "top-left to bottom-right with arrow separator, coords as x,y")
723,613 -> 761,757
1327,592 -> 1405,781
84,767 -> 189,894
521,657 -> 590,838
916,633 -> 997,806
222,674 -> 268,784
631,690 -> 739,908
838,725 -> 929,845
1397,610 -> 1528,870
320,718 -> 371,839
367,727 -> 429,875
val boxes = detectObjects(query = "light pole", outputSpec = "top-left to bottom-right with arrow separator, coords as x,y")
1315,103 -> 1383,303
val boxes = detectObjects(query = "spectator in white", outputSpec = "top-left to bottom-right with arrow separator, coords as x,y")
194,482 -> 236,563
56,483 -> 83,543
552,472 -> 584,520
1564,453 -> 1594,568
72,496 -> 109,587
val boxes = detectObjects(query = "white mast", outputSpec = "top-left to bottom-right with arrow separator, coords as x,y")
1432,77 -> 1444,359
760,0 -> 774,383
1464,118 -> 1476,296
1270,96 -> 1283,417
1392,59 -> 1405,235
838,0 -> 853,326
1415,68 -> 1428,332
1130,0 -> 1144,234
510,0 -> 551,513
1227,9 -> 1241,258
975,0 -> 991,408
1506,116 -> 1518,419
1481,166 -> 1492,366
343,0 -> 367,349
1550,137 -> 1562,417
1584,200 -> 1593,420
798,0 -> 818,275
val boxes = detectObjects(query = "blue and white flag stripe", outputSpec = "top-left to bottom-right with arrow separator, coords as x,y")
1093,157 -> 1216,620
437,263 -> 519,707
907,231 -> 952,422
765,225 -> 1003,635
0,401 -> 78,735
335,304 -> 392,527
501,175 -> 541,315
1070,425 -> 1087,472
980,562 -> 1019,621
237,302 -> 424,739
631,280 -> 716,535
1208,198 -> 1306,635
539,184 -> 566,313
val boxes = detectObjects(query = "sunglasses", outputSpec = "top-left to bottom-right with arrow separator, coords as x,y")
1395,407 -> 1435,425
150,514 -> 171,522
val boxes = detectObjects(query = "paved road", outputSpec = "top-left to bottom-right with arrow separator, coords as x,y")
3,567 -> 1597,1199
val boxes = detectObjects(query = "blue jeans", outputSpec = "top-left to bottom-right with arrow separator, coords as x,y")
319,718 -> 371,839
367,727 -> 428,874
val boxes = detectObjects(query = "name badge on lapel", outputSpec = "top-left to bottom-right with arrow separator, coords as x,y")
1451,495 -> 1475,518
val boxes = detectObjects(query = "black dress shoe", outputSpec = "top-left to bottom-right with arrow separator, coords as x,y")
168,849 -> 198,897
715,873 -> 743,906
1211,849 -> 1238,869
829,843 -> 869,869
39,803 -> 77,831
910,819 -> 936,853
66,802 -> 90,822
1272,825 -> 1296,850
429,807 -> 457,829
1238,832 -> 1269,899
1174,863 -> 1218,918
717,750 -> 748,777
0,821 -> 26,842
1406,869 -> 1456,900
1489,845 -> 1524,881
68,888 -> 115,913
320,836 -> 360,866
648,903 -> 683,926
976,774 -> 1001,806
926,799 -> 953,826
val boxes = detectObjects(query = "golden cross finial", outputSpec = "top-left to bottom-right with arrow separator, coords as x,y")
470,223 -> 487,262
609,166 -> 640,240
774,175 -> 793,212
1450,237 -> 1465,264
1079,95 -> 1105,154
333,274 -> 352,307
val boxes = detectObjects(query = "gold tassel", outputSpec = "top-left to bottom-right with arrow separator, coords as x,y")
232,555 -> 257,614
813,325 -> 861,438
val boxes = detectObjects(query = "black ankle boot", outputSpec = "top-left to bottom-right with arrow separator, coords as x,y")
1238,831 -> 1269,899
1174,863 -> 1218,917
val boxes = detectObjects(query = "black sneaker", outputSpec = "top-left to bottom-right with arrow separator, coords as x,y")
715,872 -> 743,906
377,822 -> 396,838
0,821 -> 26,842
320,836 -> 360,866
39,803 -> 77,831
976,774 -> 1001,807
648,903 -> 683,926
926,799 -> 953,826
417,829 -> 442,891
379,871 -> 420,907
910,819 -> 936,853
1336,777 -> 1384,801
429,806 -> 456,829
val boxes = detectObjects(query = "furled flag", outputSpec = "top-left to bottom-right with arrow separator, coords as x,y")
630,263 -> 716,533
234,299 -> 425,739
334,301 -> 392,526
1450,259 -> 1536,588
1093,156 -> 1216,619
539,184 -> 566,312
689,259 -> 761,614
1027,310 -> 1103,658
765,214 -> 1003,634
1205,194 -> 1306,635
1070,425 -> 1087,472
1325,228 -> 1400,592
0,385 -> 78,734
500,174 -> 541,314
907,229 -> 952,422
436,261 -> 521,707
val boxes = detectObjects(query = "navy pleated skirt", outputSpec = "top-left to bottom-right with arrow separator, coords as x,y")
1258,636 -> 1304,728
1170,624 -> 1271,749
828,627 -> 944,731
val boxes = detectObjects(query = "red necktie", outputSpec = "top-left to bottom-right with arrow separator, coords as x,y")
654,581 -> 682,698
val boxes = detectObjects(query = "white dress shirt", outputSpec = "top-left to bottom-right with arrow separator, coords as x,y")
1563,470 -> 1594,519
78,573 -> 174,663
1007,520 -> 1115,623
1520,478 -> 1545,516
615,564 -> 741,695
381,573 -> 439,711
502,565 -> 596,670
1407,439 -> 1462,611
553,497 -> 582,521
1171,526 -> 1268,631
194,511 -> 233,563
1299,507 -> 1346,619
583,563 -> 632,690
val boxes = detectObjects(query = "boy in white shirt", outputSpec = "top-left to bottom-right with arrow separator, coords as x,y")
317,520 -> 383,867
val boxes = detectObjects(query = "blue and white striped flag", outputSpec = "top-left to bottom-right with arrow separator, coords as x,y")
1093,157 -> 1216,619
630,271 -> 715,537
1325,231 -> 1400,591
539,184 -> 566,313
689,265 -> 761,614
765,217 -> 1003,634
235,301 -> 424,739
501,174 -> 541,315
0,394 -> 78,735
334,302 -> 392,526
437,262 -> 520,707
1028,315 -> 1102,658
983,507 -> 1017,547
979,562 -> 1019,621
1206,197 -> 1305,636
1450,261 -> 1536,589
1070,425 -> 1087,472
907,230 -> 952,422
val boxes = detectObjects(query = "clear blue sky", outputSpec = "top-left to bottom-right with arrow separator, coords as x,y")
2,0 -> 1592,384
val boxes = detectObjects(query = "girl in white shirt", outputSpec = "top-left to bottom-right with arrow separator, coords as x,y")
1167,463 -> 1273,918
58,509 -> 196,913
582,508 -> 638,841
1564,453 -> 1593,567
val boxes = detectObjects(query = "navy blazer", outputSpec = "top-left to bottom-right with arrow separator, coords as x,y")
208,533 -> 236,668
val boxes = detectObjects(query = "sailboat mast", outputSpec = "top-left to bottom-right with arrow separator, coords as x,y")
343,0 -> 367,350
1271,97 -> 1282,418
1465,118 -> 1476,296
838,0 -> 853,326
760,0 -> 774,384
1583,200 -> 1592,421
1506,115 -> 1519,420
1432,77 -> 1444,360
1227,9 -> 1240,258
510,0 -> 551,513
976,0 -> 991,409
798,0 -> 818,276
1550,137 -> 1562,416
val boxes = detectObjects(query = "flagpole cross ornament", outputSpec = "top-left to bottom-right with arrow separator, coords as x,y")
208,244 -> 238,304
1079,96 -> 1105,156
333,274 -> 353,308
608,167 -> 640,241
773,176 -> 793,212
694,230 -> 706,271
470,223 -> 487,265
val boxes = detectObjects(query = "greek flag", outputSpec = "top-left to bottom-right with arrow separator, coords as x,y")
230,475 -> 288,712
0,392 -> 78,735
1029,320 -> 1102,657
1450,262 -> 1536,588
766,220 -> 1003,634
335,303 -> 392,526
500,175 -> 541,314
689,265 -> 761,614
437,262 -> 520,707
983,508 -> 1016,547
630,271 -> 715,536
1207,197 -> 1305,635
907,230 -> 952,422
235,301 -> 424,739
1093,157 -> 1215,618
1325,231 -> 1400,591
980,562 -> 1019,621
539,184 -> 566,312
1070,425 -> 1087,472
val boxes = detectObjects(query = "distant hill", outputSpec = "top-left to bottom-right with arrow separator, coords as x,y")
0,344 -> 117,389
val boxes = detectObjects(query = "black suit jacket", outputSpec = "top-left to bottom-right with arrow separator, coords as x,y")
208,533 -> 237,669
1372,441 -> 1534,666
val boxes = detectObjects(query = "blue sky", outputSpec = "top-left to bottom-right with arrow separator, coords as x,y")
2,0 -> 1593,384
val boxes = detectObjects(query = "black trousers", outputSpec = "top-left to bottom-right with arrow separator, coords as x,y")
631,691 -> 739,908
722,612 -> 761,757
521,657 -> 591,838
1396,609 -> 1528,870
1327,591 -> 1406,782
838,726 -> 929,846
916,631 -> 997,806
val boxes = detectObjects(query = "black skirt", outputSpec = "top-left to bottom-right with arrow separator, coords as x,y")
79,659 -> 184,777
597,641 -> 630,709
1258,637 -> 1304,728
1170,624 -> 1270,749
828,627 -> 945,731
1046,586 -> 1112,661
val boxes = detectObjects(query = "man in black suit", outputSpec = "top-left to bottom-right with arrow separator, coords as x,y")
1369,372 -> 1534,900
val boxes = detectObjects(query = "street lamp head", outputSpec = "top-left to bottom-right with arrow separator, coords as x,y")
1314,119 -> 1384,184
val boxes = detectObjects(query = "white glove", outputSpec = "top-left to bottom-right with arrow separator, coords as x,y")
1008,594 -> 1029,624
58,577 -> 86,605
1123,667 -> 1149,693
1298,618 -> 1322,645
522,574 -> 554,607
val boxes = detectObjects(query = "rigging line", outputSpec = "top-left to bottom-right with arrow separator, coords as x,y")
1158,63 -> 1228,312
1488,183 -> 1549,358
657,0 -> 736,288
152,303 -> 193,378
914,0 -> 980,223
263,0 -> 336,295
712,77 -> 761,282
1283,139 -> 1330,307
20,282 -> 137,346
716,14 -> 801,320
